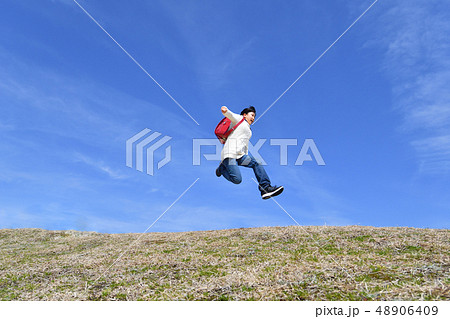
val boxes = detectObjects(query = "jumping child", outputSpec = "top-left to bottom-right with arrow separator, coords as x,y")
216,105 -> 284,199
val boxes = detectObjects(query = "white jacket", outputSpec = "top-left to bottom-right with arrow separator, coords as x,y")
221,108 -> 252,161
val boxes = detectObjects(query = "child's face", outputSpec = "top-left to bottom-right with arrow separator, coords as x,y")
244,112 -> 255,125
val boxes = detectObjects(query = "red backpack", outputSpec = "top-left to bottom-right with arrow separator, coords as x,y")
215,117 -> 245,144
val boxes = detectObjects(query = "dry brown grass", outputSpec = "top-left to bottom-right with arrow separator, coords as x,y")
0,226 -> 448,300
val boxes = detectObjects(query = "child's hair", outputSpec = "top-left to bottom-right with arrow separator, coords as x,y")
240,106 -> 256,115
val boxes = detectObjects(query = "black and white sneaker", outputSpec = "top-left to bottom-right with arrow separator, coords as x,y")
260,185 -> 284,200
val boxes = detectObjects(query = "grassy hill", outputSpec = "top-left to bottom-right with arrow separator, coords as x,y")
0,226 -> 448,300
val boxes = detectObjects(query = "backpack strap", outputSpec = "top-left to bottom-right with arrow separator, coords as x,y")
224,117 -> 245,138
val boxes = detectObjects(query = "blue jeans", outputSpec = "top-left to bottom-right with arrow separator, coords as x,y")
218,154 -> 271,189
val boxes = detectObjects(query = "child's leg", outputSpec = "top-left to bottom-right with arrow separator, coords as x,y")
237,155 -> 271,188
219,158 -> 242,184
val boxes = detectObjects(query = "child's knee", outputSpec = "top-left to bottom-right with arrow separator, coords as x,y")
249,157 -> 262,167
230,176 -> 242,184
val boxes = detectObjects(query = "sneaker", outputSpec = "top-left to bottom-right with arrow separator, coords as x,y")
215,166 -> 222,177
260,185 -> 284,200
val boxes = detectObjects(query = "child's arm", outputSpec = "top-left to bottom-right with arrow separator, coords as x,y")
221,106 -> 242,124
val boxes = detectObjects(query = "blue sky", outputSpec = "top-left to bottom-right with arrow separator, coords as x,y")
0,0 -> 449,233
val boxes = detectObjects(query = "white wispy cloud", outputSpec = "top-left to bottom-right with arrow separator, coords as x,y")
73,152 -> 128,180
280,166 -> 357,226
375,0 -> 450,175
411,135 -> 450,174
49,0 -> 73,5
154,1 -> 257,91
0,204 -> 141,233
0,122 -> 15,131
0,43 -> 208,231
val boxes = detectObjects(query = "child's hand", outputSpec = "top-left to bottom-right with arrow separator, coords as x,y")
221,106 -> 228,114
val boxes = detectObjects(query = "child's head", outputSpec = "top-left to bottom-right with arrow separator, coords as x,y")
241,106 -> 256,125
